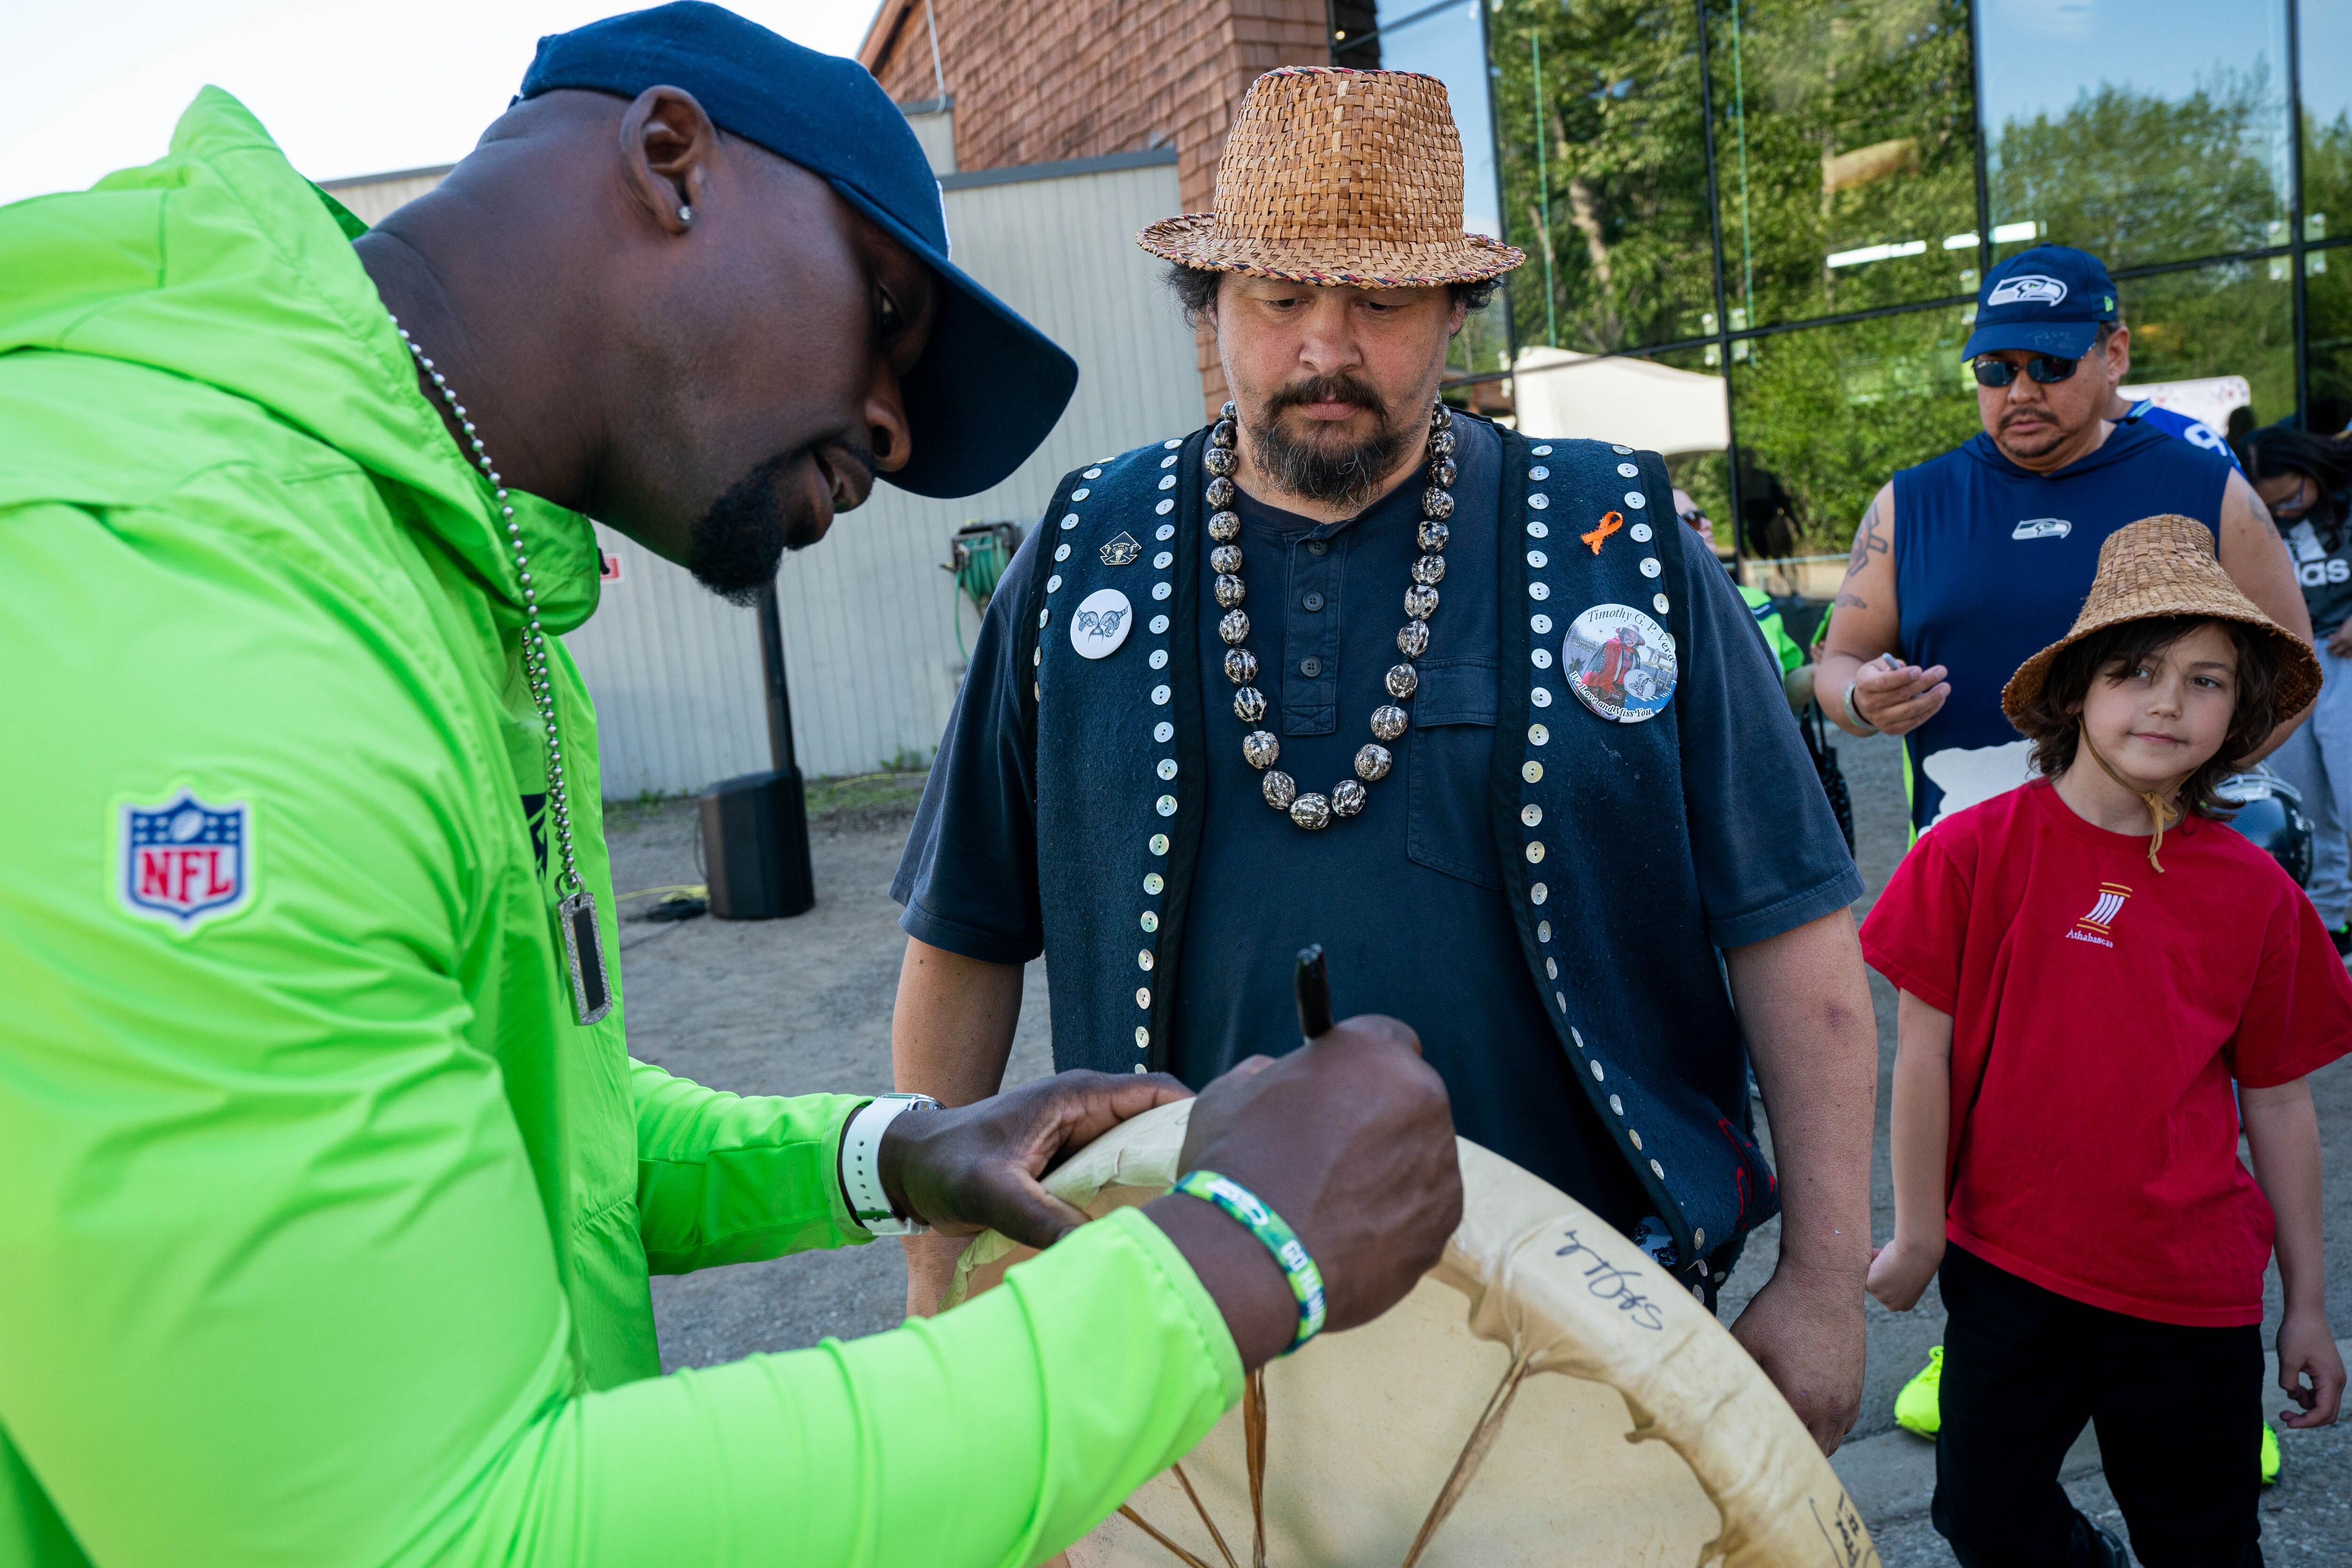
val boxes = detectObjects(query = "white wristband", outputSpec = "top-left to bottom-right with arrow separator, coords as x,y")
1841,677 -> 1880,736
840,1093 -> 938,1235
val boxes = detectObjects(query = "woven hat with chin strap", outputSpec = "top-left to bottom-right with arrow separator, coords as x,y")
2002,513 -> 2321,727
1136,67 -> 1526,287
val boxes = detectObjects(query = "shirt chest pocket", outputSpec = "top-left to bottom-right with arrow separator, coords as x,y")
1406,657 -> 1502,890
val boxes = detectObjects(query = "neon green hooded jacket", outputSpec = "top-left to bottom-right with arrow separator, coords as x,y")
0,91 -> 1236,1568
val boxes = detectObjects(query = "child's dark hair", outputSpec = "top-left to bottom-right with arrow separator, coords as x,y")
2011,616 -> 2280,817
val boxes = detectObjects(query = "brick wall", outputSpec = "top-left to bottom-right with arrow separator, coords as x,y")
862,0 -> 1328,415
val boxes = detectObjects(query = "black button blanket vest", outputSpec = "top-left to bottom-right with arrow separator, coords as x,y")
1013,422 -> 1777,1288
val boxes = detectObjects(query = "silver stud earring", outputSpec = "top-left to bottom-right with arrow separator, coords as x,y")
678,205 -> 695,224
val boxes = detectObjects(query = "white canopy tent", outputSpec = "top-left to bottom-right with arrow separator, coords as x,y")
1509,346 -> 1731,456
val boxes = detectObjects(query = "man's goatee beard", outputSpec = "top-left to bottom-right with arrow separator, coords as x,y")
1247,374 -> 1415,513
686,451 -> 797,606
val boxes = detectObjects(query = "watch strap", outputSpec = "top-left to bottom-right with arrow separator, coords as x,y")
841,1093 -> 936,1235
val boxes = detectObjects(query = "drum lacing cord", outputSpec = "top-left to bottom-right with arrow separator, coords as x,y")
2077,719 -> 2191,872
1398,1350 -> 1536,1568
1116,1371 -> 1264,1568
1117,1352 -> 1536,1568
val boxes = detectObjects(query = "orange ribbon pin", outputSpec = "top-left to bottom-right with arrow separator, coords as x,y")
1581,510 -> 1624,555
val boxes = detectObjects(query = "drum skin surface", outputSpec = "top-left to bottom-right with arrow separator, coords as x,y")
948,1100 -> 1878,1568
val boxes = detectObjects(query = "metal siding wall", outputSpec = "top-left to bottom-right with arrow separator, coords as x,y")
322,172 -> 450,227
565,528 -> 771,800
565,157 -> 1202,792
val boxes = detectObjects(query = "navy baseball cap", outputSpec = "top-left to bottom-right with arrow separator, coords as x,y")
518,2 -> 1078,499
1961,244 -> 2120,362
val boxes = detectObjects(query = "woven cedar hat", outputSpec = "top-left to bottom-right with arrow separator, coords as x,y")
1136,67 -> 1526,287
2002,514 -> 2320,726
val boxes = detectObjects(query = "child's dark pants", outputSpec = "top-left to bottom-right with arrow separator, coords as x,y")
1931,1243 -> 2264,1568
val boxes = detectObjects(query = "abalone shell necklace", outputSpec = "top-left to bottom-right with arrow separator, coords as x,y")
1206,398 -> 1454,830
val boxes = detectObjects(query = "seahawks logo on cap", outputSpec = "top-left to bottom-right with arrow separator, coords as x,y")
1987,274 -> 2067,308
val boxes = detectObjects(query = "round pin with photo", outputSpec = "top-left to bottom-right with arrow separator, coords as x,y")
1562,603 -> 1677,723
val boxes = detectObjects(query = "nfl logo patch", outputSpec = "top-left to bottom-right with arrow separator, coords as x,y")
120,793 -> 253,929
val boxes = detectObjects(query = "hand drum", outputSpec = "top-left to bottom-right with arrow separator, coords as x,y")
948,1101 -> 1877,1568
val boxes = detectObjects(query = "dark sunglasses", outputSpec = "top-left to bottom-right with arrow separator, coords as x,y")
1972,354 -> 2082,387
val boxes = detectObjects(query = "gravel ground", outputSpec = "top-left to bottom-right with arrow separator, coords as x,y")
606,775 -> 1055,1370
608,737 -> 2352,1562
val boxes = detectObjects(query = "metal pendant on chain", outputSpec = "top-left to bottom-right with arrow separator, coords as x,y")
391,314 -> 613,1027
1209,398 -> 1455,831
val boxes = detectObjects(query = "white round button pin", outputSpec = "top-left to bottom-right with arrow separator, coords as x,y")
1069,588 -> 1136,660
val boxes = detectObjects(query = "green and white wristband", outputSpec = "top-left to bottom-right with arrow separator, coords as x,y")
1173,1170 -> 1327,1353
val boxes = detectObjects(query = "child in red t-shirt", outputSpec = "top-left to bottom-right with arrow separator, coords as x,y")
1861,516 -> 2348,1568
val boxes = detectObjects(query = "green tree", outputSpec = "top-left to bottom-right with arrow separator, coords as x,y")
1709,0 -> 1978,328
1992,71 -> 2295,425
1488,0 -> 1718,353
1991,72 -> 2287,271
1729,308 -> 1980,551
2301,109 -> 2352,424
1733,70 -> 2295,552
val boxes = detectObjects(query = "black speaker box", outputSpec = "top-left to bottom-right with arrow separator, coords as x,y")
699,768 -> 815,919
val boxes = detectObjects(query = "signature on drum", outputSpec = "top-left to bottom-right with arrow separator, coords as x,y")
1808,1494 -> 1881,1567
1553,1228 -> 1665,1331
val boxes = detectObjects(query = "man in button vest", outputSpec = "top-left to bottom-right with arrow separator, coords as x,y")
0,8 -> 1468,1563
1818,244 -> 2309,838
892,66 -> 1881,1453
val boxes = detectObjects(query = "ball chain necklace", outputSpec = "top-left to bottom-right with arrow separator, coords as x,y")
392,313 -> 612,1027
1208,397 -> 1454,830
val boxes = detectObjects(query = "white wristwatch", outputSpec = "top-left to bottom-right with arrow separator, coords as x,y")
840,1093 -> 938,1235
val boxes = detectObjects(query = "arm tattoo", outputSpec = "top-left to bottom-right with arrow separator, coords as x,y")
1843,499 -> 1888,580
1834,592 -> 1868,610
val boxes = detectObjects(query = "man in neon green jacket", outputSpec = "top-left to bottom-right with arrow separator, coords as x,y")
0,9 -> 1462,1565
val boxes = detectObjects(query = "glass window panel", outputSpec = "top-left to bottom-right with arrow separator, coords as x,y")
1335,3 -> 1514,376
2306,251 -> 2352,433
2098,257 -> 2277,442
1708,0 -> 1980,331
1332,2 -> 1505,242
1484,0 -> 1718,355
1978,0 -> 2291,270
1446,285 -> 1515,378
1645,346 -> 1737,553
2114,260 -> 2293,435
1726,305 -> 1979,557
2301,0 -> 2352,253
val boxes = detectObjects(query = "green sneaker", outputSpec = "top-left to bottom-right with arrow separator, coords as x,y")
2261,1422 -> 2281,1485
1894,1345 -> 1943,1437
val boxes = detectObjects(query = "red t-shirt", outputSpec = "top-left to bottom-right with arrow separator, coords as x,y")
1860,780 -> 2352,1326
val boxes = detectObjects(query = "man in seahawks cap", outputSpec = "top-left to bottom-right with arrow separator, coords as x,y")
0,6 -> 1462,1562
1817,243 -> 2307,844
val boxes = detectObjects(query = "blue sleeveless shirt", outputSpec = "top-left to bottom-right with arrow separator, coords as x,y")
1892,423 -> 2235,835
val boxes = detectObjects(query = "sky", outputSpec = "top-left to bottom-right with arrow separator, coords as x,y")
1975,0 -> 2295,136
0,0 -> 884,208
